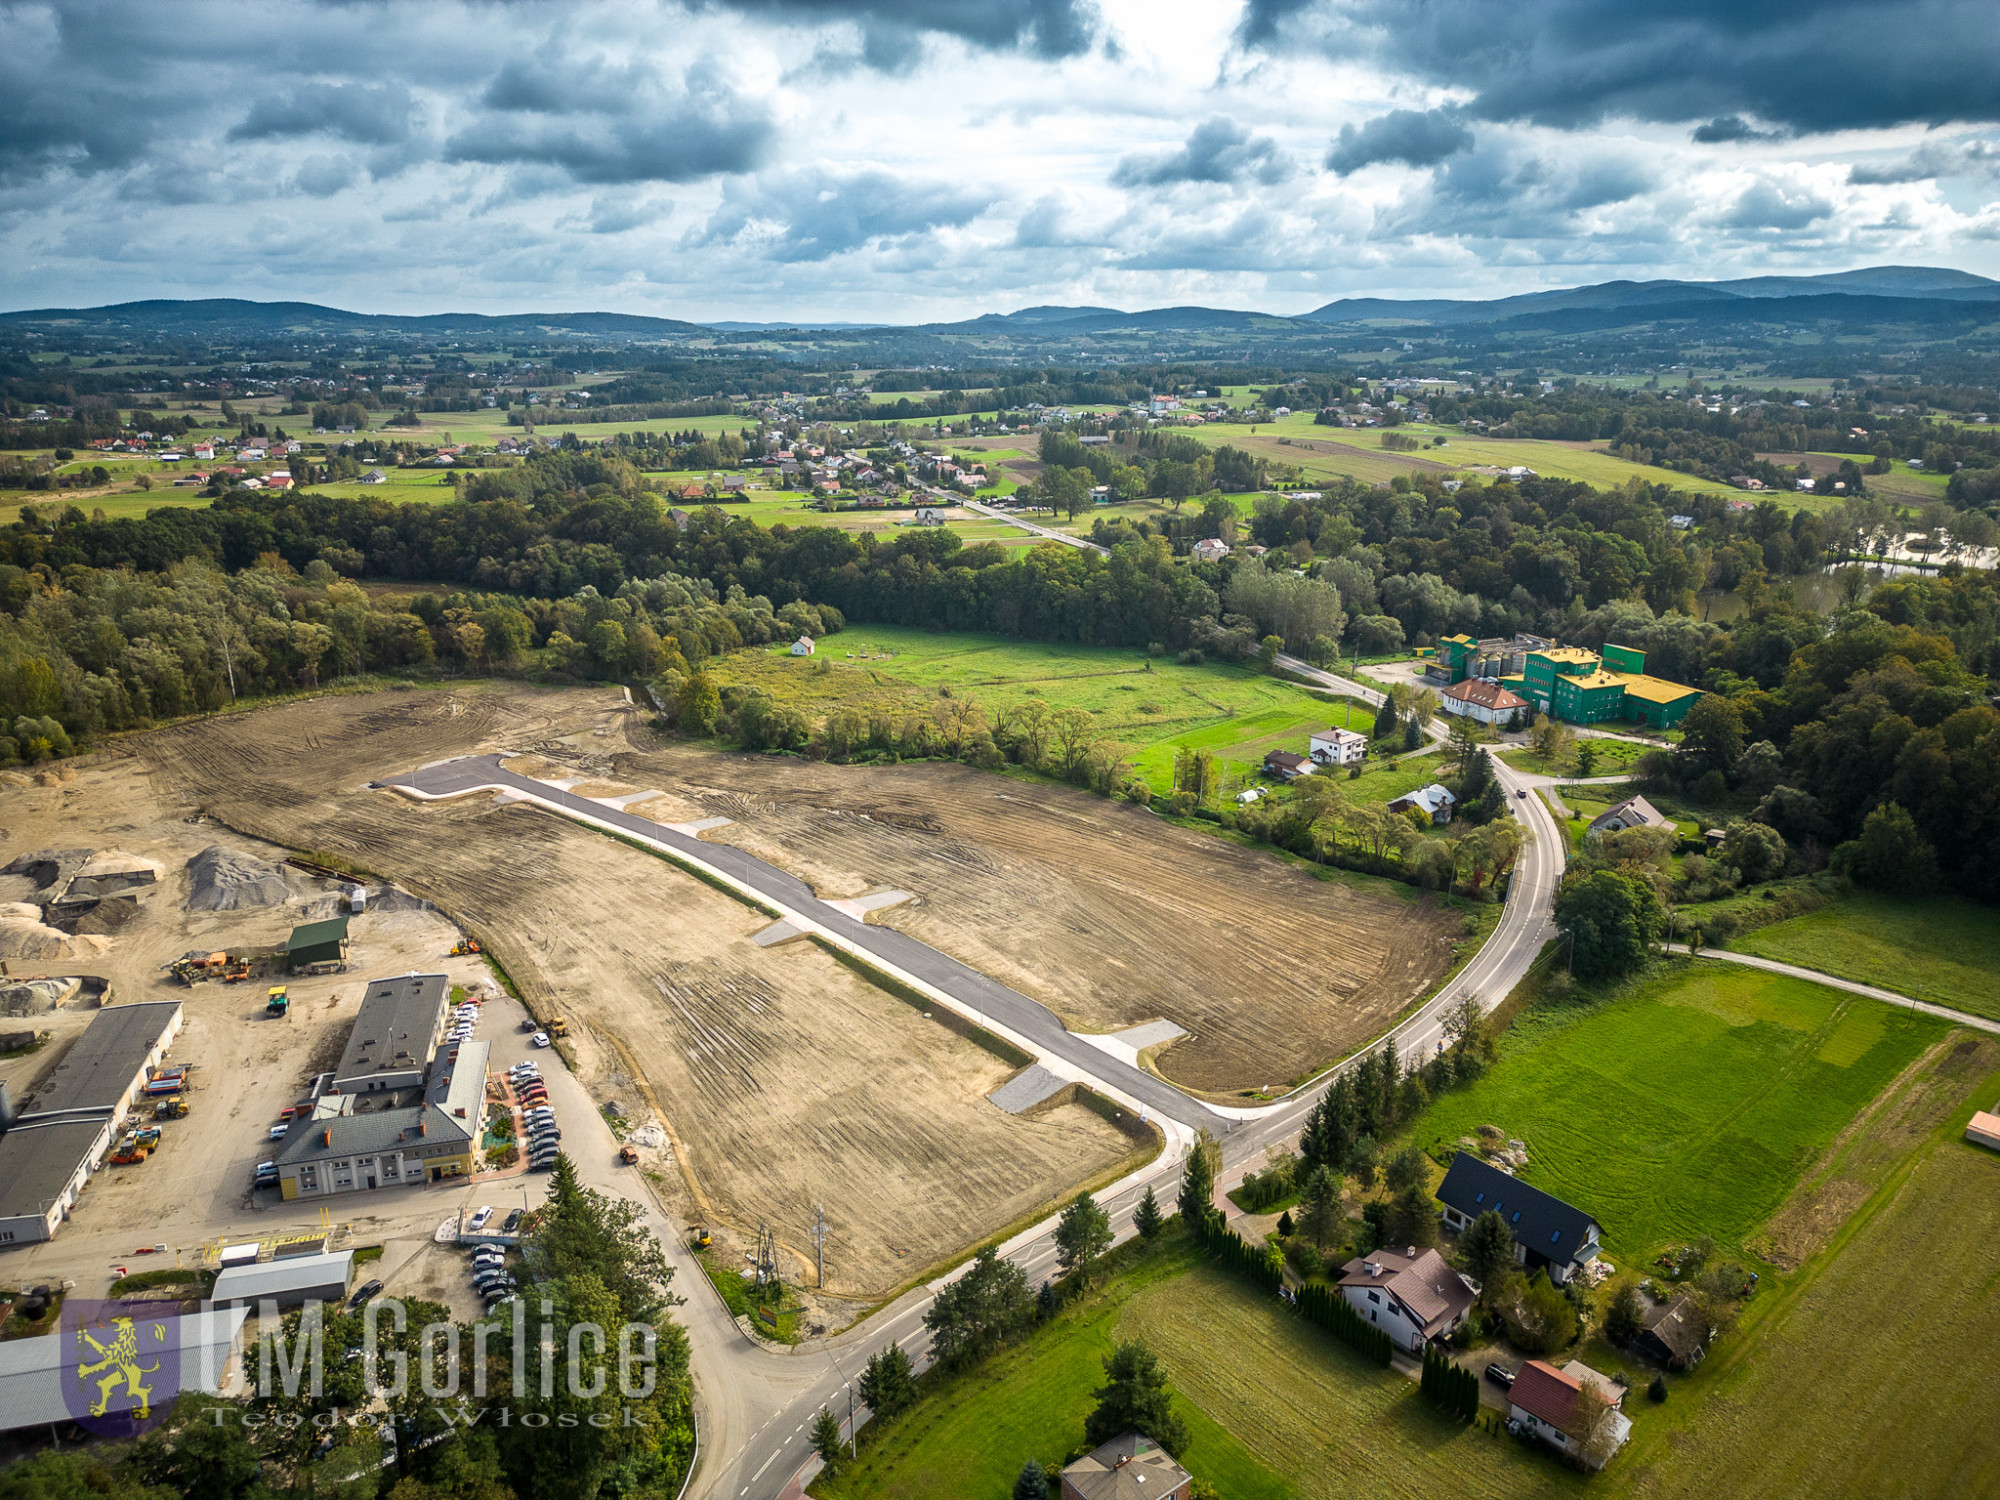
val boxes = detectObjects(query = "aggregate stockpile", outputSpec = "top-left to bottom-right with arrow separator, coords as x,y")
184,846 -> 296,911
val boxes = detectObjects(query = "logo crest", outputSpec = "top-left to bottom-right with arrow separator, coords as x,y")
62,1298 -> 181,1437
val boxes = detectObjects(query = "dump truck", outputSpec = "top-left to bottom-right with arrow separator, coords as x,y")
266,986 -> 289,1017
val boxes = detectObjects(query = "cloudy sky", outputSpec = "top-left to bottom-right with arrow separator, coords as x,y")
4,0 -> 1999,322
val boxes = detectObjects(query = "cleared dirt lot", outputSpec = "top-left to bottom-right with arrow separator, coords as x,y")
607,743 -> 1458,1093
134,685 -> 1137,1297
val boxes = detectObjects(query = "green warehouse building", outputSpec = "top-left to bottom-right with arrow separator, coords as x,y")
1512,643 -> 1701,729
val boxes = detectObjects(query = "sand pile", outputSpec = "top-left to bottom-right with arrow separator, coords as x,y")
0,976 -> 82,1015
0,905 -> 111,961
185,846 -> 295,911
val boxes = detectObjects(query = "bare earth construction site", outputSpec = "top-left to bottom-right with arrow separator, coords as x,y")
132,683 -> 1455,1296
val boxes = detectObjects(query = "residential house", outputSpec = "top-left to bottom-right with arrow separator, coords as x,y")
1336,1245 -> 1476,1353
1668,514 -> 1694,529
1508,1359 -> 1631,1469
1263,750 -> 1313,781
1435,1151 -> 1603,1285
1632,1291 -> 1707,1369
1387,784 -> 1456,825
791,636 -> 815,656
1586,796 -> 1668,837
360,469 -> 387,484
667,507 -> 693,531
1308,726 -> 1369,767
266,470 -> 292,490
1440,677 -> 1530,726
1059,1432 -> 1192,1500
1964,1109 -> 2000,1152
1191,538 -> 1231,563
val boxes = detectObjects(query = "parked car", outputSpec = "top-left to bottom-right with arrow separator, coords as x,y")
518,1088 -> 549,1104
466,1205 -> 495,1233
507,1061 -> 540,1076
1485,1363 -> 1516,1389
500,1209 -> 523,1233
267,1124 -> 290,1141
348,1280 -> 384,1309
531,1031 -> 552,1048
472,1249 -> 507,1265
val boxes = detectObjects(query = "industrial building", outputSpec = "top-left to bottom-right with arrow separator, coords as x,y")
333,972 -> 450,1093
0,1000 -> 185,1246
277,1027 -> 488,1201
285,915 -> 351,973
0,1305 -> 249,1435
207,1249 -> 353,1311
1429,634 -> 1701,729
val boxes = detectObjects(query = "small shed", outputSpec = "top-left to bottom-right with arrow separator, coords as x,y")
790,636 -> 815,656
285,916 -> 350,973
207,1249 -> 353,1311
1966,1109 -> 2000,1153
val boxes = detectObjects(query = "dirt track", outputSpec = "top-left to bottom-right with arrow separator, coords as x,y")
610,743 -> 1457,1093
136,685 -> 1135,1296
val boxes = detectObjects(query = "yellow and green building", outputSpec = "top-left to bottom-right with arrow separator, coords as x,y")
1512,642 -> 1701,728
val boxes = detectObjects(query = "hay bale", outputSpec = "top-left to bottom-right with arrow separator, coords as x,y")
184,846 -> 295,911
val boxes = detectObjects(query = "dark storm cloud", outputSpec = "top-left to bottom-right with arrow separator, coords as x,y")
699,168 -> 992,260
1325,107 -> 1472,175
446,108 -> 774,184
229,83 -> 418,145
1241,1 -> 2000,135
1691,116 -> 1783,144
707,0 -> 1097,67
1113,118 -> 1291,187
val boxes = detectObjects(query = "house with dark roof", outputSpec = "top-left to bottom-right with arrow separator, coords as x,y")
1435,1151 -> 1603,1285
1632,1291 -> 1706,1369
1586,795 -> 1669,837
1060,1431 -> 1191,1500
1336,1245 -> 1476,1352
1263,750 -> 1313,781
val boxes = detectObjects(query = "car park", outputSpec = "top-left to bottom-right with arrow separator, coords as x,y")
466,1205 -> 495,1232
507,1062 -> 539,1076
500,1209 -> 523,1233
472,1248 -> 507,1264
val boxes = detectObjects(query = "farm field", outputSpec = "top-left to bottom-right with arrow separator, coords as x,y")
609,731 -> 1459,1094
704,626 -> 1369,799
1733,891 -> 2000,1020
1,488 -> 213,524
814,1232 -> 1569,1500
135,684 -> 1139,1299
1410,961 -> 1947,1263
1610,1056 -> 2000,1500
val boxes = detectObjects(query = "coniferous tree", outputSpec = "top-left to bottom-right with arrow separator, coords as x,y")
810,1408 -> 844,1470
1013,1457 -> 1051,1500
1134,1184 -> 1163,1240
1178,1128 -> 1218,1226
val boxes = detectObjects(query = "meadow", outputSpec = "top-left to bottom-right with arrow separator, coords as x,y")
1608,1058 -> 2000,1500
1733,890 -> 2000,1020
708,626 -> 1371,795
1410,961 -> 1947,1263
813,1231 -> 1569,1500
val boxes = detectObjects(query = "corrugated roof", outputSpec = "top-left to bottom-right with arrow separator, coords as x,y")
286,916 -> 350,953
23,1001 -> 182,1116
209,1250 -> 352,1305
0,1307 -> 248,1432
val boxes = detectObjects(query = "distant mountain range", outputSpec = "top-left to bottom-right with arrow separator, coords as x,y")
6,266 -> 1997,362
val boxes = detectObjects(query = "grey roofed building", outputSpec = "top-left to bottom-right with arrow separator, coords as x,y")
1633,1290 -> 1707,1369
19,1000 -> 184,1116
333,973 -> 449,1093
0,1000 -> 185,1246
207,1250 -> 353,1310
277,1040 -> 486,1197
0,1306 -> 250,1432
1435,1151 -> 1604,1285
1060,1430 -> 1193,1500
1586,795 -> 1669,836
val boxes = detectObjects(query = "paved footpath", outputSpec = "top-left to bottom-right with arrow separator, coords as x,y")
1674,945 -> 2000,1036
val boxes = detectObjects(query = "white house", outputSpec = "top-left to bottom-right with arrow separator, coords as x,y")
1509,1359 -> 1631,1469
1440,677 -> 1530,727
1309,727 -> 1369,767
1191,538 -> 1231,563
1336,1246 -> 1476,1353
791,636 -> 815,656
1388,783 -> 1456,824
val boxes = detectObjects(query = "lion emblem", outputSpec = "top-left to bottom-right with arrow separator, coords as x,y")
73,1316 -> 163,1419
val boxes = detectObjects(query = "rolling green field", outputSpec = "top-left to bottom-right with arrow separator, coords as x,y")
707,626 -> 1365,794
1733,891 -> 2000,1020
1411,962 -> 1946,1263
814,1232 -> 1567,1500
1610,1069 -> 2000,1500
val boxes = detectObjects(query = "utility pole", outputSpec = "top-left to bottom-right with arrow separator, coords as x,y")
809,1202 -> 830,1291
